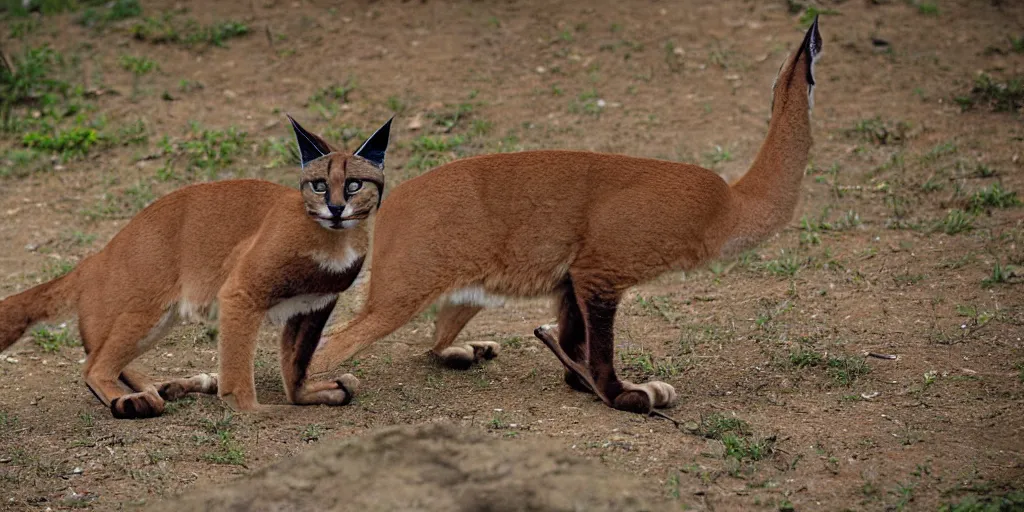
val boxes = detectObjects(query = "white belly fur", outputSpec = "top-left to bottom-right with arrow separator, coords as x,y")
442,285 -> 507,308
266,294 -> 338,325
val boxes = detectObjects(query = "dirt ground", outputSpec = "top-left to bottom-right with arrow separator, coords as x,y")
150,422 -> 664,511
0,0 -> 1022,511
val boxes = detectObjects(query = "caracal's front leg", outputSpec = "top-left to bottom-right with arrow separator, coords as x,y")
279,297 -> 358,406
215,287 -> 266,412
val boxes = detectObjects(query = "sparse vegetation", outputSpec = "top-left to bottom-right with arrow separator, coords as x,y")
31,324 -> 78,352
956,74 -> 1024,113
0,45 -> 68,131
967,183 -> 1021,213
569,89 -> 603,116
935,209 -> 973,235
132,13 -> 250,49
199,414 -> 246,466
301,424 -> 324,443
404,134 -> 465,171
22,126 -> 99,160
827,354 -> 871,386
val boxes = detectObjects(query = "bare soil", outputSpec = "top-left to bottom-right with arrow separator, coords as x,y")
0,0 -> 1022,511
150,422 -> 663,512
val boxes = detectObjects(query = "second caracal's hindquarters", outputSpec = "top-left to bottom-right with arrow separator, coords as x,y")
310,18 -> 824,415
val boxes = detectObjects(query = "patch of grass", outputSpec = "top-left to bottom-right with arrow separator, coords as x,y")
39,259 -> 75,280
301,424 -> 324,443
698,413 -> 774,462
0,148 -> 43,177
132,14 -> 250,49
827,354 -> 870,386
847,117 -> 909,145
77,0 -> 142,28
0,45 -> 69,131
199,413 -> 246,466
703,145 -> 733,168
789,347 -> 824,369
386,95 -> 405,114
762,250 -> 802,278
619,350 -> 679,379
83,182 -> 156,220
981,259 -> 1018,288
956,73 -> 1024,113
935,209 -> 973,235
1015,362 -> 1024,383
161,123 -> 248,180
120,54 -> 158,75
569,89 -> 603,116
499,336 -> 523,349
698,413 -> 750,440
0,411 -> 17,428
405,134 -> 465,172
967,183 -> 1021,213
429,103 -> 474,132
31,324 -> 78,352
22,127 -> 100,160
798,6 -> 839,28
939,491 -> 1024,512
258,136 -> 299,168
722,434 -> 775,462
308,77 -> 357,118
915,2 -> 939,15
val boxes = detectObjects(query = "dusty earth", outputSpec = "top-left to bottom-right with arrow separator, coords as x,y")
0,0 -> 1022,511
150,422 -> 663,511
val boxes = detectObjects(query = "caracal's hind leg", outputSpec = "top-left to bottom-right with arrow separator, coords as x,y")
428,304 -> 498,370
157,373 -> 219,402
118,351 -> 218,402
574,282 -> 675,414
84,311 -> 172,419
552,280 -> 591,393
279,298 -> 357,406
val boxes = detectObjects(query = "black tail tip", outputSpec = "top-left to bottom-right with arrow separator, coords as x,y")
806,15 -> 823,56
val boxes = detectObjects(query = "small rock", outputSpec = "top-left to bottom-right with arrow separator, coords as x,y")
861,391 -> 880,400
406,113 -> 424,131
4,357 -> 17,364
682,421 -> 699,432
24,243 -> 38,252
536,66 -> 546,73
223,90 -> 238,99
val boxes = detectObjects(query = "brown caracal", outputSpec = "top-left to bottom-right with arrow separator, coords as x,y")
308,18 -> 823,416
0,116 -> 392,419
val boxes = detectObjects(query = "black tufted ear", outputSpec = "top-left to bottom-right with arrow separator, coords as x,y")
287,114 -> 332,167
353,117 -> 393,169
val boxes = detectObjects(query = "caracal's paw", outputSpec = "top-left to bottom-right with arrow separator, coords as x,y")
615,380 -> 677,414
294,374 -> 359,406
431,341 -> 500,370
110,390 -> 165,419
158,373 -> 218,401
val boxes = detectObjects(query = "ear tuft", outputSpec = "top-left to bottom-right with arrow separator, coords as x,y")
287,114 -> 331,167
354,117 -> 393,169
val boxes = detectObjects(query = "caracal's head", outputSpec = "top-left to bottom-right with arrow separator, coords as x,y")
287,115 -> 392,231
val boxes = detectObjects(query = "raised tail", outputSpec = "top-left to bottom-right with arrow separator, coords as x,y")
724,17 -> 823,251
0,270 -> 79,352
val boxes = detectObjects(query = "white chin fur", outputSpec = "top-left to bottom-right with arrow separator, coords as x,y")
341,219 -> 361,229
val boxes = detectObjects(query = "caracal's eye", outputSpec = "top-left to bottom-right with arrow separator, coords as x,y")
310,180 -> 327,194
345,180 -> 363,194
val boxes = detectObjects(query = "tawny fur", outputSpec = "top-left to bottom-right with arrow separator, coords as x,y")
309,20 -> 824,415
0,117 -> 391,419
